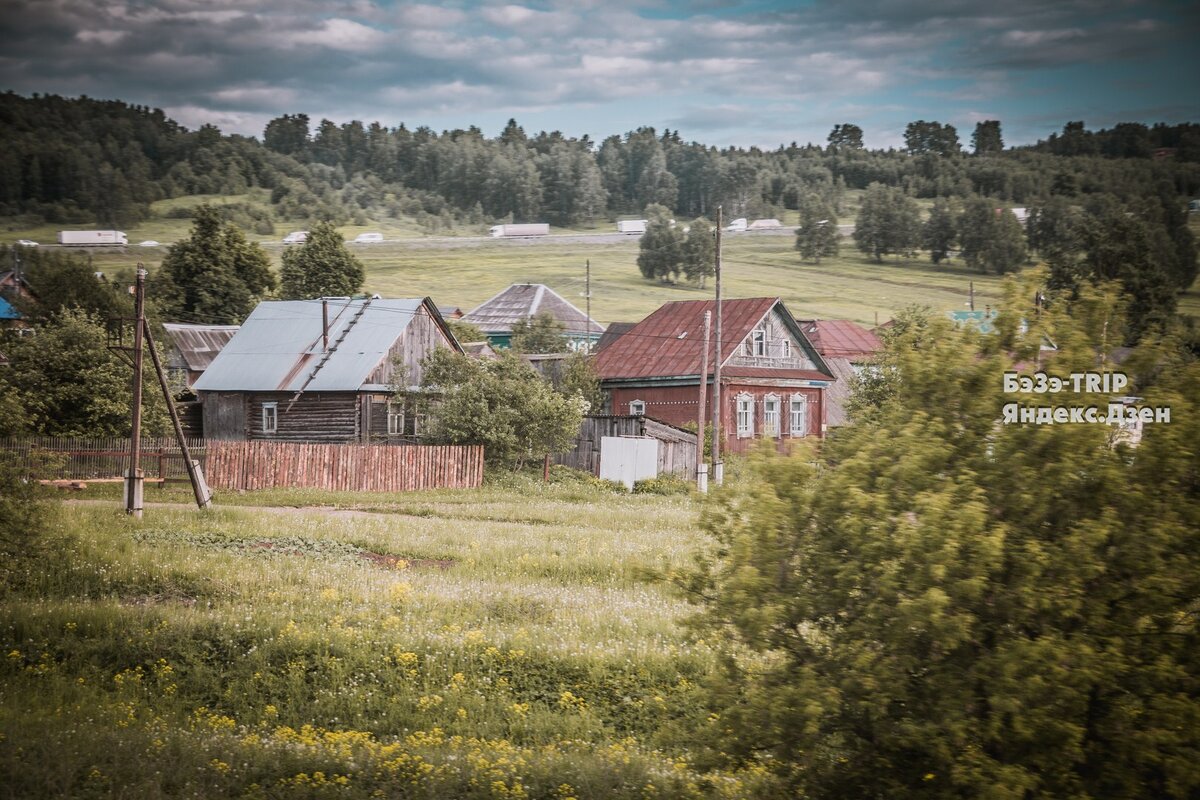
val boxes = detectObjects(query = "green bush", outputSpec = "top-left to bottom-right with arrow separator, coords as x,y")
632,475 -> 693,496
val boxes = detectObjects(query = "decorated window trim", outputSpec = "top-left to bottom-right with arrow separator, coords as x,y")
736,392 -> 754,438
789,393 -> 808,437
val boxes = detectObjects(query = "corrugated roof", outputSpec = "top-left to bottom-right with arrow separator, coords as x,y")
594,297 -> 832,381
162,323 -> 240,372
462,283 -> 604,335
798,319 -> 882,359
595,322 -> 636,353
194,298 -> 427,392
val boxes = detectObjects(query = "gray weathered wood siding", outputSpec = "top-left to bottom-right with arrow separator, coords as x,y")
366,306 -> 449,389
201,392 -> 247,441
725,307 -> 818,371
554,415 -> 698,478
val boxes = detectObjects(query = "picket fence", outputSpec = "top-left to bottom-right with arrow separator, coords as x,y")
0,437 -> 484,492
203,440 -> 483,492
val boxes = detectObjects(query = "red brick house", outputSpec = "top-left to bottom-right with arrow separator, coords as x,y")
594,298 -> 835,454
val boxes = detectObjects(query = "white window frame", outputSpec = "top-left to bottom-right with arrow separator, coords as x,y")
789,394 -> 808,437
736,393 -> 754,438
387,401 -> 404,435
751,329 -> 766,357
763,393 -> 781,438
780,339 -> 791,359
262,402 -> 278,434
629,399 -> 646,416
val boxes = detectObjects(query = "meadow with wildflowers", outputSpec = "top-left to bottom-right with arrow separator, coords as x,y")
0,471 -> 776,799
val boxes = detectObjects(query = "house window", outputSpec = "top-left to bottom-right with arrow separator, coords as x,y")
629,399 -> 646,415
387,402 -> 404,435
736,394 -> 754,438
262,402 -> 278,434
763,394 -> 780,437
780,340 -> 791,359
789,394 -> 808,437
747,329 -> 766,357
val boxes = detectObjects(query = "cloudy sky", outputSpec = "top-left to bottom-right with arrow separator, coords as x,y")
1,0 -> 1196,149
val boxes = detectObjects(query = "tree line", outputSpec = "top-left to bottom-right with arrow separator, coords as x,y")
2,92 -> 1198,232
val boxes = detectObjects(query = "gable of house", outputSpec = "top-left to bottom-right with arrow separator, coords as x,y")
462,283 -> 604,348
594,297 -> 832,383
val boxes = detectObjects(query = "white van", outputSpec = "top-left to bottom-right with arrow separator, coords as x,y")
282,231 -> 309,244
353,232 -> 384,243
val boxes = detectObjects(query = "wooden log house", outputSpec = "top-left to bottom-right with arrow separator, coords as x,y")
193,297 -> 461,443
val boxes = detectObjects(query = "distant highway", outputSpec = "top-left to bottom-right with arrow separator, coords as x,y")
16,224 -> 856,250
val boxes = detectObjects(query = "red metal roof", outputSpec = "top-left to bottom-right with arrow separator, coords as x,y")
595,297 -> 832,381
798,319 -> 882,359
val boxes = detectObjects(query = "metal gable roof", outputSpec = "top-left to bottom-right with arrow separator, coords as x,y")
193,298 -> 426,392
462,283 -> 604,335
162,323 -> 240,372
593,297 -> 833,381
798,319 -> 882,359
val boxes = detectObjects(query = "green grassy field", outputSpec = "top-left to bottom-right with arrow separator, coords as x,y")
5,197 -> 1196,325
1,474 -> 781,798
35,231 -> 1000,328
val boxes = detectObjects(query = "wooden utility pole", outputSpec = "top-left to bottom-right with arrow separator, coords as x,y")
712,206 -> 724,485
969,281 -> 975,311
696,310 -> 711,493
124,266 -> 147,517
585,259 -> 591,352
142,322 -> 212,509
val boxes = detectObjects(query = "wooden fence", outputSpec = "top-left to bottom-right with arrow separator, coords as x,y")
205,440 -> 484,492
0,436 -> 207,481
554,416 -> 698,478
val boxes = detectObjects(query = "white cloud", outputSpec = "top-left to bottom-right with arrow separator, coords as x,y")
76,29 -> 127,45
275,18 -> 389,52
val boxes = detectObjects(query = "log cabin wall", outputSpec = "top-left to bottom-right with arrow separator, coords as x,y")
245,392 -> 360,443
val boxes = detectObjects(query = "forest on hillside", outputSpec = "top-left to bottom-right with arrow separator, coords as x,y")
1,91 -> 1198,232
1,91 -> 1197,346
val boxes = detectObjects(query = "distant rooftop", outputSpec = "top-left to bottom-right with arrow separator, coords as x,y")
462,283 -> 603,336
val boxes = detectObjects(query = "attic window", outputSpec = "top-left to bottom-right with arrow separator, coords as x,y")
780,340 -> 791,358
749,329 -> 766,357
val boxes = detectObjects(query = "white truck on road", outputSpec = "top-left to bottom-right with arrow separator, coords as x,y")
616,219 -> 647,234
58,230 -> 128,246
488,223 -> 549,238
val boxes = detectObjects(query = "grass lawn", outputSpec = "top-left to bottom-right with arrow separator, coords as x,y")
0,474 -> 778,798
68,232 -> 999,328
7,196 -> 1194,326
